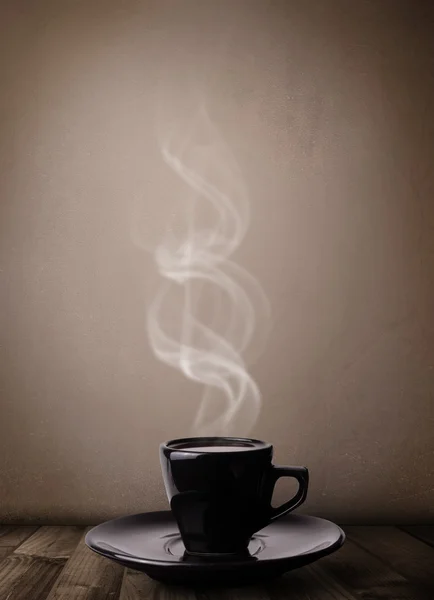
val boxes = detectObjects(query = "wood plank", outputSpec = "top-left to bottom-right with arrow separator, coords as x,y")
0,525 -> 431,600
45,528 -> 124,600
346,526 -> 434,592
400,526 -> 434,549
119,571 -> 155,600
120,569 -> 195,600
15,526 -> 84,559
0,526 -> 86,600
318,536 -> 433,600
265,568 -> 357,600
0,553 -> 64,600
200,586 -> 269,600
121,566 -> 356,600
0,526 -> 39,560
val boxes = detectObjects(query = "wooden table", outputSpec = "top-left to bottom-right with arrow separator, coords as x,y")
0,524 -> 433,599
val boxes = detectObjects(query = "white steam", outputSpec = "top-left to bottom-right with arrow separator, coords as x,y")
147,105 -> 270,436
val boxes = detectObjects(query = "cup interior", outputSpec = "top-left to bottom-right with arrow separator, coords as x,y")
165,436 -> 270,453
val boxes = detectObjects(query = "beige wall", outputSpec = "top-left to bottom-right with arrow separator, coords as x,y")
1,0 -> 433,524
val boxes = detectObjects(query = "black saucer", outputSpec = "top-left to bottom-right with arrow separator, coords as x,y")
85,511 -> 345,586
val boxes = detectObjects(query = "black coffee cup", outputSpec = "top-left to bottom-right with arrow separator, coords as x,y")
160,436 -> 309,556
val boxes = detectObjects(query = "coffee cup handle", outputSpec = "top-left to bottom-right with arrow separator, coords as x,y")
269,465 -> 309,521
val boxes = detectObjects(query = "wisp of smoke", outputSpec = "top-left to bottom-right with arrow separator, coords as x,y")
146,104 -> 270,436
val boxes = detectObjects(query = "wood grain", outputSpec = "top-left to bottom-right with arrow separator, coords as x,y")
15,526 -> 84,559
119,570 -> 155,600
0,526 -> 85,600
265,568 -> 357,600
0,554 -> 64,600
120,569 -> 195,600
1,526 -> 434,599
400,526 -> 434,548
45,528 -> 124,600
120,565 -> 355,600
198,583 -> 269,600
0,526 -> 39,560
346,526 -> 434,592
319,536 -> 433,600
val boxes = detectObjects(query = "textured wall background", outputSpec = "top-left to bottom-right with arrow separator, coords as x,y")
0,0 -> 433,524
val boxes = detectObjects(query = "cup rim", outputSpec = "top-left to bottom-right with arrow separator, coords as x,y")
161,436 -> 272,454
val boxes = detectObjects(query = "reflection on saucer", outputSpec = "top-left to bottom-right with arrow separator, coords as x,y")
163,533 -> 265,562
